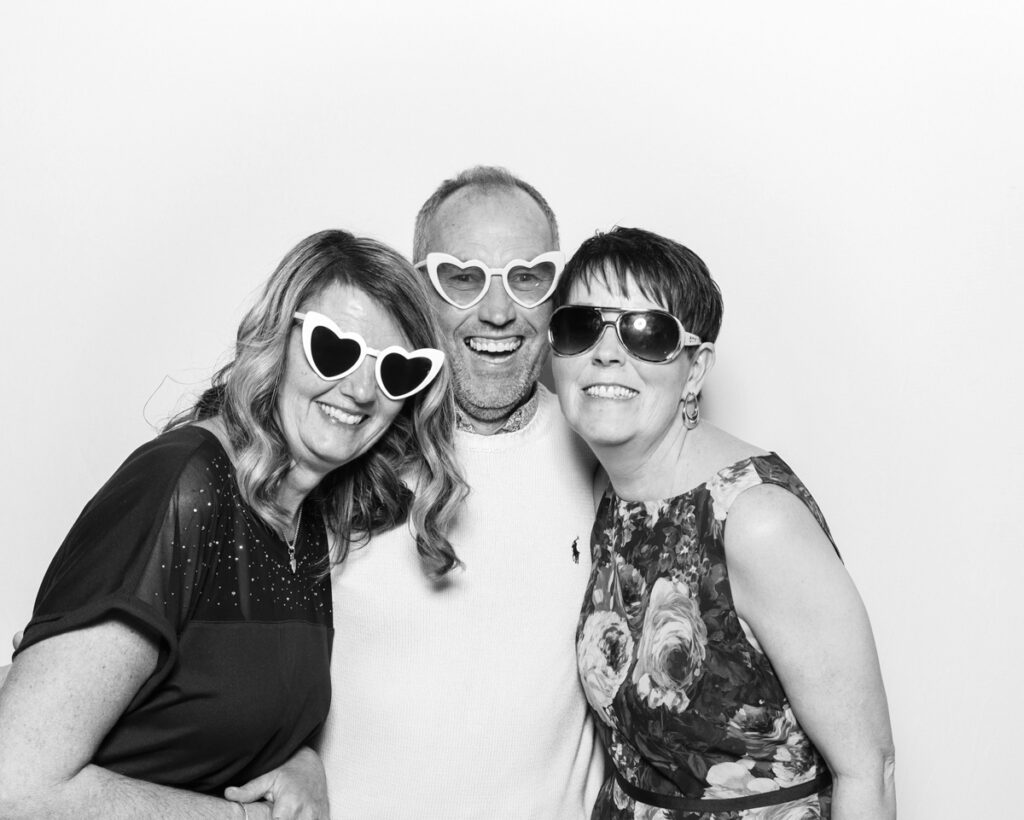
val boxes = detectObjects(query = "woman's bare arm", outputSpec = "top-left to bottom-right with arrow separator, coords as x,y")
0,618 -> 268,819
725,485 -> 896,820
0,632 -> 19,689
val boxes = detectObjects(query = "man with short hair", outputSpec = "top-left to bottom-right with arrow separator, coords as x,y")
319,166 -> 604,817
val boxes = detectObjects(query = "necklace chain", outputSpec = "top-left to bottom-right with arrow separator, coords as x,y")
285,506 -> 303,573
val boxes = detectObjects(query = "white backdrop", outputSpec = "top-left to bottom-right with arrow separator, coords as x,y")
2,2 -> 1021,817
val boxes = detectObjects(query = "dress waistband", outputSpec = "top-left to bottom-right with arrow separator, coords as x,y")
615,769 -> 832,813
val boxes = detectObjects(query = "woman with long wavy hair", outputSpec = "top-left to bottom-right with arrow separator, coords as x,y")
0,230 -> 467,820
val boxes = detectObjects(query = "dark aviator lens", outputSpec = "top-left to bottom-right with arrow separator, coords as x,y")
550,307 -> 605,355
310,326 -> 363,378
619,311 -> 681,362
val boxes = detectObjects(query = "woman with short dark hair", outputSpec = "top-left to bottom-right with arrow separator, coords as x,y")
551,227 -> 895,820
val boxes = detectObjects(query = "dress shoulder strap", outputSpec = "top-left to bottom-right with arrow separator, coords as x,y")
706,453 -> 840,557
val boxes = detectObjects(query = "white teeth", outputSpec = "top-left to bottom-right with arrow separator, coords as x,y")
317,402 -> 364,425
584,384 -> 638,400
467,337 -> 522,353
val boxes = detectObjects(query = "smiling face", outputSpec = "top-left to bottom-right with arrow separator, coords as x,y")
420,186 -> 556,426
277,281 -> 408,480
551,273 -> 702,452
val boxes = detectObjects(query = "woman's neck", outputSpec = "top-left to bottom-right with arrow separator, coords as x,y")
595,420 -> 705,502
275,467 -> 322,523
193,415 -> 314,533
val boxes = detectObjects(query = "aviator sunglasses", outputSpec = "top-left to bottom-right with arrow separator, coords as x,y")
294,311 -> 445,400
548,305 -> 704,364
414,251 -> 565,309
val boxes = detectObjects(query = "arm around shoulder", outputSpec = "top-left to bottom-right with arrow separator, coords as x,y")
724,485 -> 896,820
225,746 -> 329,820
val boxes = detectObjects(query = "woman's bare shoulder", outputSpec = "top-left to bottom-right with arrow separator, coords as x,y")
691,423 -> 770,478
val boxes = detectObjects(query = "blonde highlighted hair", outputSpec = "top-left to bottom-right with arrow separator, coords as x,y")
171,229 -> 467,578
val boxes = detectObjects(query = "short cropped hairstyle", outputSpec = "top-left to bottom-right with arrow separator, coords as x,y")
412,165 -> 560,262
554,226 -> 724,345
170,230 -> 468,579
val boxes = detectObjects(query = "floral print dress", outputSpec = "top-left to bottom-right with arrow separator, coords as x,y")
576,454 -> 835,820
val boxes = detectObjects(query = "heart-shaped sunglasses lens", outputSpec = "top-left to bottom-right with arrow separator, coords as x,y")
309,325 -> 363,379
378,351 -> 437,399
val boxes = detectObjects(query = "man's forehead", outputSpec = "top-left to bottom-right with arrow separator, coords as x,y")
425,186 -> 555,265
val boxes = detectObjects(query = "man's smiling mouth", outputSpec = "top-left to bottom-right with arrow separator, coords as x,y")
466,337 -> 523,356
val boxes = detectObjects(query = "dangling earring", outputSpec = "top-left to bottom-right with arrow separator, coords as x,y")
681,392 -> 700,429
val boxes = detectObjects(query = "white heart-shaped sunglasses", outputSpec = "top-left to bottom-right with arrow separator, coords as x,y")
294,311 -> 444,400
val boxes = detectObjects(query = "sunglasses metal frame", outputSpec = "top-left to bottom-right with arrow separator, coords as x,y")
547,305 -> 703,364
413,251 -> 565,309
293,311 -> 445,400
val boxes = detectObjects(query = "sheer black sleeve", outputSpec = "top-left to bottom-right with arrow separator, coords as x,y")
17,429 -> 222,701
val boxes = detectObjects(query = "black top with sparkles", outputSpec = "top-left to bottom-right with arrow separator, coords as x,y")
17,426 -> 333,794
